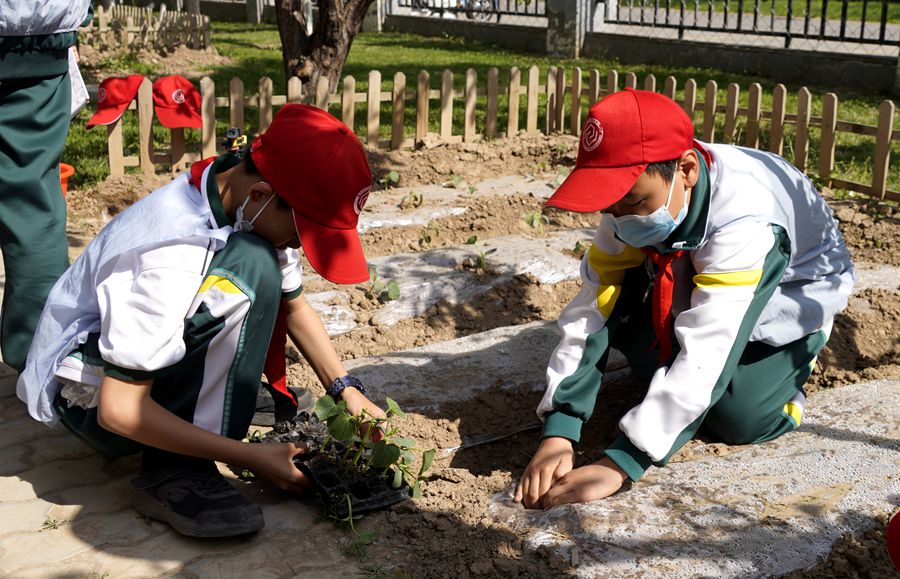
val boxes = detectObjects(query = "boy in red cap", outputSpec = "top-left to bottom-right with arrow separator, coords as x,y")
17,104 -> 385,537
515,89 -> 855,509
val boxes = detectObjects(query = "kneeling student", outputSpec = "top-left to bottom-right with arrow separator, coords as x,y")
18,104 -> 385,537
515,89 -> 855,509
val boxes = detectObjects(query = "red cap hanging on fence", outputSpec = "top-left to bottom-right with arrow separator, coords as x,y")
86,74 -> 145,129
546,88 -> 695,213
250,103 -> 372,285
152,75 -> 202,129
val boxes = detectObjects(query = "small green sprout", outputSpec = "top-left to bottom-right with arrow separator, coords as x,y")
365,265 -> 401,302
379,170 -> 400,190
418,220 -> 439,248
446,174 -> 463,188
523,209 -> 550,234
464,235 -> 497,272
399,191 -> 423,210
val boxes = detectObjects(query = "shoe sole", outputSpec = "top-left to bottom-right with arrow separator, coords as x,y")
134,491 -> 265,538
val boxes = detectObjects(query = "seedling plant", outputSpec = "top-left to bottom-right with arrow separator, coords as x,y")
365,264 -> 401,302
465,235 -> 497,272
399,190 -> 424,210
523,208 -> 550,234
418,219 -> 439,248
379,170 -> 400,191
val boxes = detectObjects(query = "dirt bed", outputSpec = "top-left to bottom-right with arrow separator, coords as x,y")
63,135 -> 898,577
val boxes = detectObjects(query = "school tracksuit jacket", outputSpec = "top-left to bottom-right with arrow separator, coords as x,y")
18,155 -> 302,452
537,142 -> 856,482
0,0 -> 93,371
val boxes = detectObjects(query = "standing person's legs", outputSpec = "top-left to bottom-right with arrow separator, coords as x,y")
0,74 -> 71,372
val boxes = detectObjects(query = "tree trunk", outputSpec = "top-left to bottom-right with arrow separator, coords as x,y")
275,0 -> 374,95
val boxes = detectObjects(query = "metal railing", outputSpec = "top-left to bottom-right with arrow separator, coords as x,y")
600,0 -> 899,48
395,0 -> 546,21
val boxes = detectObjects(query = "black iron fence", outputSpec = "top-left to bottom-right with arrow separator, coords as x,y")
600,0 -> 899,47
396,0 -> 546,22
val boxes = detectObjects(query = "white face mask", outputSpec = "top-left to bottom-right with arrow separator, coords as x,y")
234,194 -> 275,233
611,173 -> 688,248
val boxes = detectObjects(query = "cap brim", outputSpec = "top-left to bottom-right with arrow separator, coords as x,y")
294,211 -> 369,285
155,107 -> 201,129
546,164 -> 648,212
85,104 -> 129,129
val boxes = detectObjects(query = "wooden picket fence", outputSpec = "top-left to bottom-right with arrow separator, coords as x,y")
78,5 -> 211,52
103,67 -> 899,202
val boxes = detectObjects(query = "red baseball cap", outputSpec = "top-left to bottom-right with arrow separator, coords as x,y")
152,76 -> 201,129
251,104 -> 373,284
546,88 -> 695,213
86,75 -> 145,128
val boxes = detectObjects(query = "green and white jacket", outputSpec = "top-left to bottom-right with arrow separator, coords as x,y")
0,0 -> 92,80
537,142 -> 855,480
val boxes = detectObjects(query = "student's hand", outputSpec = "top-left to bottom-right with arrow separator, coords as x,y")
539,457 -> 628,509
249,441 -> 313,494
341,388 -> 387,442
514,436 -> 574,509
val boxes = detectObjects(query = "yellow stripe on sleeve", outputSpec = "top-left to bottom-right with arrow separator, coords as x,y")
783,401 -> 803,426
198,274 -> 243,295
588,245 -> 645,320
693,269 -> 763,289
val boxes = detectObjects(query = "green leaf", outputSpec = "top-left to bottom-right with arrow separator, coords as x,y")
465,235 -> 478,245
367,263 -> 377,281
392,436 -> 417,450
385,280 -> 401,301
388,170 -> 400,183
483,248 -> 497,256
385,397 -> 405,417
314,395 -> 339,420
391,468 -> 404,489
419,448 -> 436,476
357,530 -> 377,545
371,441 -> 402,468
411,482 -> 423,499
327,412 -> 356,442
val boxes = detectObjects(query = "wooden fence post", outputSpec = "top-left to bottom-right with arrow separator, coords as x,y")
624,72 -> 637,90
723,83 -> 740,144
871,100 -> 895,200
342,75 -> 356,130
526,65 -> 539,135
170,127 -> 186,173
486,67 -> 499,140
545,66 -> 557,134
259,77 -> 273,134
664,76 -> 677,99
555,67 -> 566,134
588,69 -> 600,104
682,78 -> 697,120
416,70 -> 429,143
745,83 -> 762,148
702,80 -> 717,142
607,70 -> 618,95
795,87 -> 812,172
137,77 -> 154,175
769,84 -> 787,155
643,74 -> 656,92
229,77 -> 244,132
201,76 -> 216,159
287,76 -> 303,103
464,68 -> 477,142
367,70 -> 381,147
107,118 -> 125,178
570,67 -> 582,136
818,92 -> 838,186
392,71 -> 406,149
507,67 -> 521,138
315,76 -> 330,110
440,69 -> 453,141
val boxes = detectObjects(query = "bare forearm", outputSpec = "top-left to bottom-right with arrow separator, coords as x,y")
97,375 -> 255,468
284,295 -> 346,387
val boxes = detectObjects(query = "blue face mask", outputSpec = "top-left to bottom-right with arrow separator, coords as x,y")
611,174 -> 688,247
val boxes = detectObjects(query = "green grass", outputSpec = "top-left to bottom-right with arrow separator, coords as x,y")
63,24 -> 899,195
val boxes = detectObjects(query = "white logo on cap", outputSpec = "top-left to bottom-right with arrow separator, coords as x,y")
98,87 -> 107,103
582,118 -> 604,152
354,186 -> 371,215
172,89 -> 186,104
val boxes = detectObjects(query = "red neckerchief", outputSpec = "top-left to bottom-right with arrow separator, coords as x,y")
640,247 -> 685,364
189,158 -> 296,411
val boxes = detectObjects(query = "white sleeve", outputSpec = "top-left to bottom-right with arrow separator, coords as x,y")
278,248 -> 303,296
96,239 -> 213,373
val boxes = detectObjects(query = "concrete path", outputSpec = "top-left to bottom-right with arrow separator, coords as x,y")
489,379 -> 900,578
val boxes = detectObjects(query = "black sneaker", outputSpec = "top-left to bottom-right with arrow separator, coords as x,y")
252,383 -> 316,426
132,464 -> 264,538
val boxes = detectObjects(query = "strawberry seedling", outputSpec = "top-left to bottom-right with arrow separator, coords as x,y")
465,235 -> 497,272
